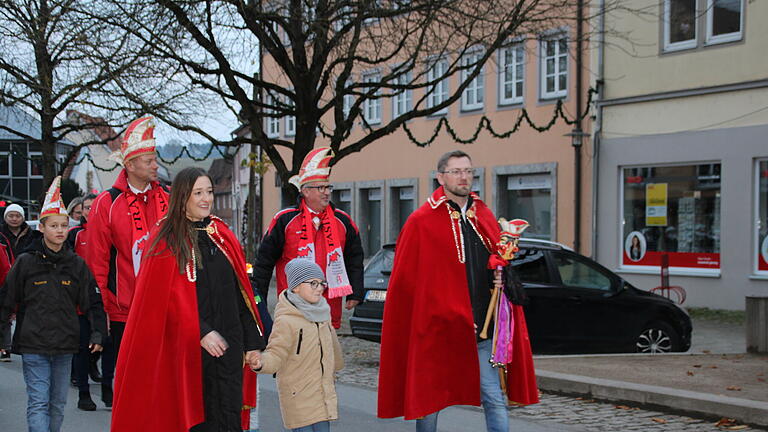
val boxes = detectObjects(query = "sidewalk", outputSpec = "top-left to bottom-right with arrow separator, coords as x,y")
533,318 -> 768,428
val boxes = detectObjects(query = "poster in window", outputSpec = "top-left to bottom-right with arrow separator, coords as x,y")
624,231 -> 647,262
645,183 -> 668,226
760,236 -> 768,272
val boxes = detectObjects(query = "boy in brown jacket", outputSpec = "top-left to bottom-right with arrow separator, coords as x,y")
253,258 -> 343,431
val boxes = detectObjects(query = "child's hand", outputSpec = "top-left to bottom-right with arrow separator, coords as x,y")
89,344 -> 103,353
246,350 -> 262,371
201,331 -> 229,357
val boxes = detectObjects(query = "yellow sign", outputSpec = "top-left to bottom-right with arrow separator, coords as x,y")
645,183 -> 668,226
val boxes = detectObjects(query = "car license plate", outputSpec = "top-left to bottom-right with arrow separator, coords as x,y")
365,290 -> 387,302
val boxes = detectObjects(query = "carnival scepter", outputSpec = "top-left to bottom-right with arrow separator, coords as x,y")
479,218 -> 529,347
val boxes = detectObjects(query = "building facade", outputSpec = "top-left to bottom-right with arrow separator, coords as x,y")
258,21 -> 594,259
593,0 -> 767,309
0,106 -> 73,217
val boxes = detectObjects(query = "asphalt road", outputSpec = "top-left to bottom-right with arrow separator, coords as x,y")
0,358 -> 583,432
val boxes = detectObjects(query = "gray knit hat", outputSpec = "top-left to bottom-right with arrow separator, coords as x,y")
285,258 -> 325,290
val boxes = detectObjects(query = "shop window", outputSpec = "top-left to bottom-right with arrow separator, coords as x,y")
622,163 -> 721,271
359,187 -> 382,256
756,160 -> 768,273
499,173 -> 553,240
332,188 -> 352,215
391,185 -> 415,239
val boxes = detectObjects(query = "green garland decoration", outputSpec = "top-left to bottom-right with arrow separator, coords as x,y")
402,88 -> 596,147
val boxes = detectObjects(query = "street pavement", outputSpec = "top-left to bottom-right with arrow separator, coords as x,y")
0,357 -> 583,431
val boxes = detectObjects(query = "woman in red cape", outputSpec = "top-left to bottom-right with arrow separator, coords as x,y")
378,186 -> 538,422
112,167 -> 264,432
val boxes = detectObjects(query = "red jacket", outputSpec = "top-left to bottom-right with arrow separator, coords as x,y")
252,202 -> 364,329
85,170 -> 169,322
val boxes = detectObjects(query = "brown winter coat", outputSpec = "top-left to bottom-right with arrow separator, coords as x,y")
259,291 -> 344,429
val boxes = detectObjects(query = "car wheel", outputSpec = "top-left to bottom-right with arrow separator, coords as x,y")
635,321 -> 680,353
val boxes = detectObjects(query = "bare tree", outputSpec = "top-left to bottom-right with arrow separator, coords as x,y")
0,0 -> 179,189
105,0 -> 601,203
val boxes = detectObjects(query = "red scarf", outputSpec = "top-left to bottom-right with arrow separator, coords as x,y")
128,188 -> 169,275
296,201 -> 352,298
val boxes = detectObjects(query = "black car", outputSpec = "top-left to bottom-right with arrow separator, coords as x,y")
350,240 -> 692,354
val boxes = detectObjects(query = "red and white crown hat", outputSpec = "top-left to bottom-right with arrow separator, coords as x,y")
289,147 -> 334,190
40,176 -> 67,220
108,116 -> 157,165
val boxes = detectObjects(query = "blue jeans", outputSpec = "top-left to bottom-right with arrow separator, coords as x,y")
291,421 -> 330,432
415,339 -> 509,432
22,353 -> 73,432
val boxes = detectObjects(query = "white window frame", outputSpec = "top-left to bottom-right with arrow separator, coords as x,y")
392,70 -> 412,118
285,90 -> 296,137
426,58 -> 448,115
460,50 -> 484,111
663,0 -> 698,52
539,35 -> 568,100
498,43 -> 525,106
264,93 -> 280,139
705,0 -> 744,45
362,73 -> 382,125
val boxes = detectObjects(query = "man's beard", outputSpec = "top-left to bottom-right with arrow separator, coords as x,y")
445,184 -> 470,197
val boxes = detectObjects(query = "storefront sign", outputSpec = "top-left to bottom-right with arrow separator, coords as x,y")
623,250 -> 721,269
645,183 -> 668,226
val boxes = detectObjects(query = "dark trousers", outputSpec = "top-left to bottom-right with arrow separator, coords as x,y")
73,315 -> 91,392
101,321 -> 126,386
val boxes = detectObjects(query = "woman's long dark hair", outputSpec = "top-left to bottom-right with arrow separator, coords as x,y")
147,167 -> 211,272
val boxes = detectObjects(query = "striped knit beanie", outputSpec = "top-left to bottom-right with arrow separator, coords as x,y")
285,258 -> 325,290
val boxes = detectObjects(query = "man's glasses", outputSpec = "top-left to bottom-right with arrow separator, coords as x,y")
304,185 -> 334,193
305,280 -> 329,290
440,168 -> 475,177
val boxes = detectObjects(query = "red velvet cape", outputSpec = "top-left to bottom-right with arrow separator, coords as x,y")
111,217 -> 262,432
377,187 -> 537,420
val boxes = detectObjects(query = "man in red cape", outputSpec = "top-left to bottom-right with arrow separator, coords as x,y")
378,151 -> 538,431
111,216 -> 262,431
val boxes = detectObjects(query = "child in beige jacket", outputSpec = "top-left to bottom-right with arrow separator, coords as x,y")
253,258 -> 344,432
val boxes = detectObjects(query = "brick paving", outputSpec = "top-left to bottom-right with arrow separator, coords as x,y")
336,334 -> 766,431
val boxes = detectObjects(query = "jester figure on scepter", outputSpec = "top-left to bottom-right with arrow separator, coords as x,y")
378,150 -> 538,432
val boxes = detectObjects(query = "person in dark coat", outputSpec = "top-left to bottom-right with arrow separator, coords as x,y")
66,193 -> 103,410
111,167 -> 265,432
1,203 -> 42,259
0,177 -> 105,432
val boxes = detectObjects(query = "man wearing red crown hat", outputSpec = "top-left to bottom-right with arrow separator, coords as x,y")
252,147 -> 364,329
0,177 -> 106,432
85,116 -> 169,407
378,151 -> 538,432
